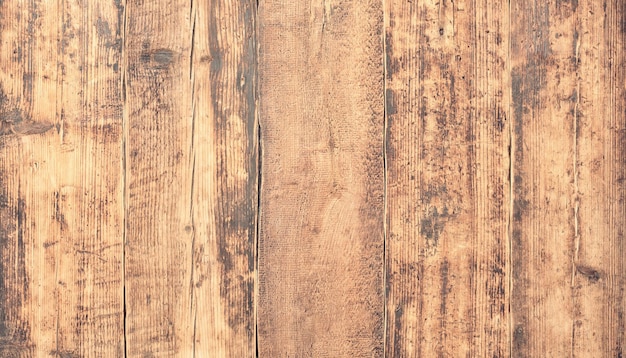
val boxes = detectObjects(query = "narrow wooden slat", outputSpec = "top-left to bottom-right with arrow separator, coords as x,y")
0,0 -> 125,356
575,0 -> 626,354
0,3 -> 39,355
257,0 -> 385,356
0,135 -> 31,357
385,0 -> 510,356
52,1 -> 126,355
123,1 -> 195,354
123,0 -> 257,356
190,0 -> 258,356
510,0 -> 626,355
602,2 -> 626,354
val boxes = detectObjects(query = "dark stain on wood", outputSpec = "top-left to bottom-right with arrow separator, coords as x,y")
12,121 -> 54,136
50,350 -> 80,358
0,86 -> 53,137
205,0 -> 257,338
15,198 -> 27,301
495,108 -> 506,132
96,17 -> 112,38
513,325 -> 527,353
439,258 -> 449,356
0,174 -> 10,340
53,192 -> 68,232
556,0 -> 578,14
571,29 -> 580,67
421,206 -> 451,250
393,304 -> 403,356
22,1 -> 37,114
152,49 -> 174,66
0,161 -> 30,350
384,30 -> 395,82
511,0 -> 553,355
141,47 -> 175,69
576,265 -> 601,282
385,89 -> 397,116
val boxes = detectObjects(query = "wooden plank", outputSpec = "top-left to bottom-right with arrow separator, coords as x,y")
123,0 -> 257,356
574,1 -> 626,354
0,2 -> 58,355
384,0 -> 510,356
0,0 -> 125,356
510,0 -> 626,355
257,0 -> 385,356
52,1 -> 126,355
189,1 -> 258,356
0,3 -> 39,355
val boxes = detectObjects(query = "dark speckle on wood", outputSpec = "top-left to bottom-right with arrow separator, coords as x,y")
140,48 -> 175,68
96,17 -> 112,38
385,88 -> 397,115
576,265 -> 601,282
153,49 -> 174,65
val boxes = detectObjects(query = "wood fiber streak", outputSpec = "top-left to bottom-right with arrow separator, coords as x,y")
257,0 -> 385,356
511,0 -> 626,356
385,0 -> 510,356
123,0 -> 257,356
0,0 -> 125,356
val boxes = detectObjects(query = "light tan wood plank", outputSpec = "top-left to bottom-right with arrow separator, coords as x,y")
0,3 -> 38,355
573,0 -> 626,353
510,0 -> 626,355
53,1 -> 126,355
257,0 -> 385,356
123,0 -> 257,356
189,0 -> 258,356
0,0 -> 125,356
123,0 -> 195,354
0,2 -> 59,354
384,0 -> 510,356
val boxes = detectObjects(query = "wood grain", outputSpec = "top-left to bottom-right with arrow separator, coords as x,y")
189,0 -> 258,356
122,1 -> 191,355
257,0 -> 385,356
385,0 -> 510,356
0,0 -> 625,356
0,3 -> 38,355
510,0 -> 626,356
123,0 -> 257,356
0,0 -> 125,356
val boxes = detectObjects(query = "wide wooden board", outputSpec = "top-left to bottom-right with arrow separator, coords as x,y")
510,0 -> 626,356
385,0 -> 510,356
0,0 -> 125,355
257,0 -> 385,355
123,0 -> 257,356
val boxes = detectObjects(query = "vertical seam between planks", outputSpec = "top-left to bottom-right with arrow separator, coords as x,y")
55,0 -> 65,352
255,122 -> 261,358
188,3 -> 198,356
121,0 -> 128,355
255,1 -> 261,357
507,0 -> 513,356
381,0 -> 388,354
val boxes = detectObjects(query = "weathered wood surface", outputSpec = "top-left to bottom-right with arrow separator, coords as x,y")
510,0 -> 626,356
0,0 -> 623,356
0,0 -> 125,356
385,0 -> 510,356
256,0 -> 385,356
123,0 -> 257,356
